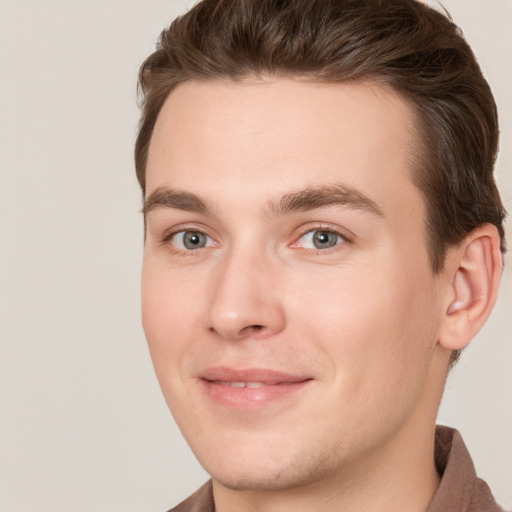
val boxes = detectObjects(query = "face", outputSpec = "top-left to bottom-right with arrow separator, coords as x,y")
142,79 -> 447,491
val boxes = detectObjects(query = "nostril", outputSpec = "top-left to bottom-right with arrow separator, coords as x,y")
243,324 -> 264,335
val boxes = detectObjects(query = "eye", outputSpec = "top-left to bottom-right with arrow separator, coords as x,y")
296,229 -> 346,250
170,230 -> 214,251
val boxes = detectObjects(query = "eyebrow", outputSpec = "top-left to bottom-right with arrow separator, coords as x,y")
270,184 -> 384,218
143,183 -> 384,218
144,187 -> 210,216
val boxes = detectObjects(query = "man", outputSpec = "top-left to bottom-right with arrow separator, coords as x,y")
135,0 -> 507,510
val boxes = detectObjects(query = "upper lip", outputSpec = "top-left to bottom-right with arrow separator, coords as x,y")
200,366 -> 312,385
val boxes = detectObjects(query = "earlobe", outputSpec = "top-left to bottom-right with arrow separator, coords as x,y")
439,224 -> 502,351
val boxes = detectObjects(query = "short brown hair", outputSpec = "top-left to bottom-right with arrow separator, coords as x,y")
135,0 -> 506,362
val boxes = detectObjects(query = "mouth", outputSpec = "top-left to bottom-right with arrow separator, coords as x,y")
199,367 -> 313,409
214,381 -> 276,388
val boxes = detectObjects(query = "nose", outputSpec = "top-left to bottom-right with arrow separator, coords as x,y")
206,248 -> 286,341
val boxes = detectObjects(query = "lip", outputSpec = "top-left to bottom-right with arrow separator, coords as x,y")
199,367 -> 313,409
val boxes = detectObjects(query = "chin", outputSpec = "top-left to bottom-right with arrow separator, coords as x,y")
213,473 -> 290,492
198,440 -> 342,492
209,466 -> 313,492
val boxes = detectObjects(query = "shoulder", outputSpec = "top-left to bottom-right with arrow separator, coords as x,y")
468,478 -> 507,512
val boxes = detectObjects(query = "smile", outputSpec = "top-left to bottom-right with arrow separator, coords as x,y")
199,367 -> 313,409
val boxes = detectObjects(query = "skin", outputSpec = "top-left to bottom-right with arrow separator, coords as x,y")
142,78 -> 464,512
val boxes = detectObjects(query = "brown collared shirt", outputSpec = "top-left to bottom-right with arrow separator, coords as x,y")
428,426 -> 504,511
168,426 -> 505,512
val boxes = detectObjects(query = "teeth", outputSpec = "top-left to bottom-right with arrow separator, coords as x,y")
245,382 -> 265,388
218,381 -> 266,388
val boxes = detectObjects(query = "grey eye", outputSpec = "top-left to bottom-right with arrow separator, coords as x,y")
172,231 -> 212,250
313,231 -> 340,249
298,230 -> 345,250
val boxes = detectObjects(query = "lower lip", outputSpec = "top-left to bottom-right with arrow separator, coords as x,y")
201,380 -> 311,409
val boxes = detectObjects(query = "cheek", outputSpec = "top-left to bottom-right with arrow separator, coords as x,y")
286,265 -> 398,346
141,260 -> 203,376
141,262 -> 213,432
287,262 -> 439,391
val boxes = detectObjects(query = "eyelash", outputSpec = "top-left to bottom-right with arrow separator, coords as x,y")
160,225 -> 353,255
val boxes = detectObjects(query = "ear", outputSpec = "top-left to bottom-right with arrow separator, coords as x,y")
439,224 -> 503,351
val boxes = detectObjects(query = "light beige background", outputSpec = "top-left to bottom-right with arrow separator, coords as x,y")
0,1 -> 510,511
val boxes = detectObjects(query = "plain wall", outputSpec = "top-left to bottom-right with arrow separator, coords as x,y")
0,1 -> 510,511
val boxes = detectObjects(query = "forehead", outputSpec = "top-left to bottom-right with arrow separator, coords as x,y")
146,78 -> 423,224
